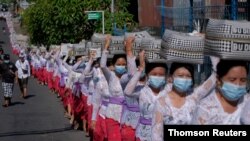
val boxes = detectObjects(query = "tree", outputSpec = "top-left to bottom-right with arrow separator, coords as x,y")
0,0 -> 14,4
22,0 -> 137,46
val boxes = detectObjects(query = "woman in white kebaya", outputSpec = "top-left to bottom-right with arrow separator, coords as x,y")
61,55 -> 83,126
121,49 -> 146,141
100,35 -> 137,141
192,60 -> 250,124
135,61 -> 169,141
64,53 -> 97,135
46,53 -> 56,91
91,58 -> 113,141
151,56 -> 219,141
37,50 -> 47,85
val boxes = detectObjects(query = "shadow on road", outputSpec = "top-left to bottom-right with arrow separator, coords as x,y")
0,126 -> 73,137
10,101 -> 25,106
24,95 -> 35,99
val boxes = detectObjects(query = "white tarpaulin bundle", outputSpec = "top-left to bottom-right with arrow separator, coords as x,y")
38,45 -> 46,52
73,43 -> 87,56
49,45 -> 60,51
109,35 -> 125,54
60,43 -> 73,56
91,33 -> 125,54
124,31 -> 152,57
15,34 -> 29,42
205,19 -> 250,61
91,33 -> 106,46
161,29 -> 204,64
141,38 -> 166,63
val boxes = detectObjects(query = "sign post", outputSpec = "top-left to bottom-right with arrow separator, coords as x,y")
85,11 -> 105,34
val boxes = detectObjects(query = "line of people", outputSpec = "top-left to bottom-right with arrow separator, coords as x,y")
7,35 -> 250,141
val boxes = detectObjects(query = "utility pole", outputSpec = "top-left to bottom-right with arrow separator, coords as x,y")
231,0 -> 238,20
111,0 -> 115,33
161,0 -> 165,37
111,0 -> 114,14
248,0 -> 250,21
189,0 -> 194,32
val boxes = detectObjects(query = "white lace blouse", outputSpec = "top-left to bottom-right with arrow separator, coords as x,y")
192,91 -> 250,125
96,68 -> 110,119
91,68 -> 110,120
151,73 -> 217,141
241,99 -> 250,124
46,58 -> 55,72
135,85 -> 170,141
122,70 -> 144,129
100,50 -> 136,122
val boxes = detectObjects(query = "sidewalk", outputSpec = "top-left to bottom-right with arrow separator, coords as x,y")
12,17 -> 26,35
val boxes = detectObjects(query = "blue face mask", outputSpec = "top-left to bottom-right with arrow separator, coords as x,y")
77,62 -> 86,69
173,77 -> 193,93
148,76 -> 166,89
220,82 -> 247,101
115,65 -> 127,75
93,77 -> 99,84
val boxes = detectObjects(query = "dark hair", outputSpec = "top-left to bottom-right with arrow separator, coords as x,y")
217,60 -> 249,79
170,62 -> 195,83
92,57 -> 101,68
60,55 -> 66,60
66,57 -> 76,65
3,54 -> 10,60
107,58 -> 113,67
135,59 -> 140,67
112,54 -> 126,65
145,62 -> 168,74
75,55 -> 82,60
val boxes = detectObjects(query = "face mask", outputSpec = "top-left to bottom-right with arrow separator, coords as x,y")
69,59 -> 74,65
4,60 -> 9,63
93,77 -> 99,83
148,76 -> 166,89
220,82 -> 247,101
51,59 -> 55,63
115,65 -> 127,75
173,77 -> 193,93
77,62 -> 86,69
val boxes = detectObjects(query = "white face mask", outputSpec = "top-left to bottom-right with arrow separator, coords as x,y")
69,59 -> 73,63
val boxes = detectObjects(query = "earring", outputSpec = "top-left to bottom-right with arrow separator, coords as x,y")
216,79 -> 222,87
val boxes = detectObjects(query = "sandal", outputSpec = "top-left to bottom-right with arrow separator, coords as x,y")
74,122 -> 80,130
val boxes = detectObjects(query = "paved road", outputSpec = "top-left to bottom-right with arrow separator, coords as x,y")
0,19 -> 89,141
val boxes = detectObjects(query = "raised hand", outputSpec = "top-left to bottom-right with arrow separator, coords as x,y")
125,36 -> 135,57
125,36 -> 135,51
210,55 -> 220,72
104,34 -> 112,50
139,50 -> 145,71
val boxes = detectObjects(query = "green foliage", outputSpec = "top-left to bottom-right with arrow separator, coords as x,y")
22,0 -> 137,46
0,0 -> 15,4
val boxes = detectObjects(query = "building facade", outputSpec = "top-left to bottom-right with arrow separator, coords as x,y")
138,0 -> 249,34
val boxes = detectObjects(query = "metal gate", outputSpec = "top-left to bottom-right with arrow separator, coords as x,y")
158,0 -> 250,84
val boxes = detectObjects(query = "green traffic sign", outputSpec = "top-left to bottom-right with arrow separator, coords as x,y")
88,13 -> 101,20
